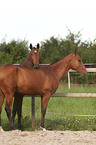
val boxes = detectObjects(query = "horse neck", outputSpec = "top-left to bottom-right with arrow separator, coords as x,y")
51,53 -> 74,81
20,55 -> 33,68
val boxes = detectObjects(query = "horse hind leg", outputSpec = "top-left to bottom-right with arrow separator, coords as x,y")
0,89 -> 5,128
5,103 -> 15,129
4,91 -> 15,130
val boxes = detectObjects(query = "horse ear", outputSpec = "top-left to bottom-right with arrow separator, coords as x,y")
37,43 -> 39,49
74,49 -> 77,55
30,44 -> 32,50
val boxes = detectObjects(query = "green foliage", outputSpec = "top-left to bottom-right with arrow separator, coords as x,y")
0,29 -> 96,66
40,37 -> 61,64
40,35 -> 76,64
40,29 -> 96,66
0,39 -> 29,65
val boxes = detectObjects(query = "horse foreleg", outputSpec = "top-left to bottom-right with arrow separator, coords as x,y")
17,96 -> 23,130
40,93 -> 51,128
12,94 -> 23,130
12,96 -> 17,122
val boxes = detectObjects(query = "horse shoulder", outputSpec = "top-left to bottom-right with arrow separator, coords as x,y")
41,69 -> 59,94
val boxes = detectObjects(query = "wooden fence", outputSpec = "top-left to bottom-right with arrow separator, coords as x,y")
30,68 -> 96,127
68,68 -> 96,89
31,93 -> 96,127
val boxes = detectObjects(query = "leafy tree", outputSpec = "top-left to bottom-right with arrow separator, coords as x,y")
40,30 -> 83,64
40,37 -> 61,64
0,40 -> 29,65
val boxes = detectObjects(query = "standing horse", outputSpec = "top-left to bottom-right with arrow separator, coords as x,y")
0,43 -> 39,130
0,49 -> 87,130
12,43 -> 39,129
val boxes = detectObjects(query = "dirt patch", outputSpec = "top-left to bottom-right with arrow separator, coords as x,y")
0,128 -> 96,145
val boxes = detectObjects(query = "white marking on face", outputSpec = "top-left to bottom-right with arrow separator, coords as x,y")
34,50 -> 37,53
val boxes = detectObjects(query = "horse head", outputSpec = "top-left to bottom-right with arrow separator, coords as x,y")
29,43 -> 40,69
69,49 -> 87,76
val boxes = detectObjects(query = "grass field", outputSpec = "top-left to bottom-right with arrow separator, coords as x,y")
1,84 -> 96,131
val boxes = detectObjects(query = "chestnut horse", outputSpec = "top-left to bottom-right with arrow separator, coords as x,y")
12,43 -> 39,129
0,43 -> 39,130
0,49 -> 87,129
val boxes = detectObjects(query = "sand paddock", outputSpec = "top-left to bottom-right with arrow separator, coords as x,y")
0,128 -> 96,145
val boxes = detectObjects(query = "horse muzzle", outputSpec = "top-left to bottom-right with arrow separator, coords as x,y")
82,70 -> 87,77
34,63 -> 40,69
77,67 -> 87,77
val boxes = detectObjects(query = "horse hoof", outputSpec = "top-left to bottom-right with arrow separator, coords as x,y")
40,126 -> 46,131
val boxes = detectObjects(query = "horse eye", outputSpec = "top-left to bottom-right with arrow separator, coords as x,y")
79,60 -> 81,63
31,53 -> 33,55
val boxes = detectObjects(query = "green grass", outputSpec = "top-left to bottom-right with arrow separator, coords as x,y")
1,84 -> 96,131
56,83 -> 96,93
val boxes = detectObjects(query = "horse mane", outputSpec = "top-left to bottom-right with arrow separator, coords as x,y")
20,55 -> 29,66
50,56 -> 66,66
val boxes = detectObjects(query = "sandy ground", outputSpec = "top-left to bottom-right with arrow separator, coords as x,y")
0,127 -> 96,145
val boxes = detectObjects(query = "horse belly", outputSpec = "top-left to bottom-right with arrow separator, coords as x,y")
16,82 -> 42,95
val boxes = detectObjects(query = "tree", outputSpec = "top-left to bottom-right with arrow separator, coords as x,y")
40,37 -> 61,64
40,30 -> 83,64
0,40 -> 29,65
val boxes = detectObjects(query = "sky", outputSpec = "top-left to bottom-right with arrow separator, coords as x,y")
0,0 -> 96,46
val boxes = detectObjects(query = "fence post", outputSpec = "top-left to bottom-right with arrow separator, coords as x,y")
31,96 -> 35,127
68,71 -> 70,89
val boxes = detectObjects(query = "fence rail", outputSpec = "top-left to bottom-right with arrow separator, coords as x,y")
30,92 -> 96,127
68,68 -> 96,89
69,68 -> 96,73
28,93 -> 96,98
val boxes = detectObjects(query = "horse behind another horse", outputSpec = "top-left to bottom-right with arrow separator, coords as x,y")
0,43 -> 40,130
12,43 -> 40,129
